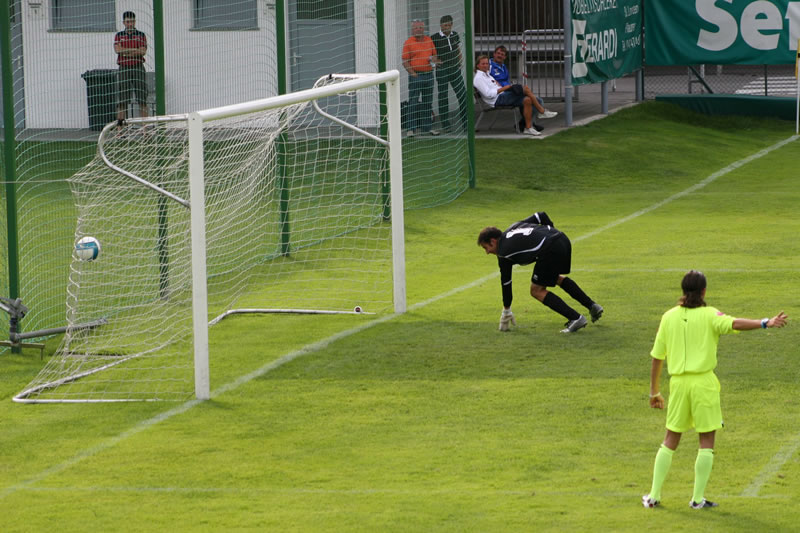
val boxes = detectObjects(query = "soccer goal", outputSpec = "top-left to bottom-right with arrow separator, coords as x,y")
14,71 -> 405,403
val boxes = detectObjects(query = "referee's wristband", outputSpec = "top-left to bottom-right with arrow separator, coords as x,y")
761,318 -> 769,329
649,392 -> 662,398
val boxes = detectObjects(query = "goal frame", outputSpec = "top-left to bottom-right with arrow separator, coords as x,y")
13,70 -> 405,403
189,70 -> 406,400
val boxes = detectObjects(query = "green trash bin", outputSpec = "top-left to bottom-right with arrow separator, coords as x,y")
82,69 -> 117,131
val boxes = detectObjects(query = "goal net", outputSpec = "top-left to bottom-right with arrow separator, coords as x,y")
14,71 -> 405,403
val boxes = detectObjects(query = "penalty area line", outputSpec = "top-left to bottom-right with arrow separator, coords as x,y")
2,135 -> 795,501
574,135 -> 798,243
741,431 -> 800,497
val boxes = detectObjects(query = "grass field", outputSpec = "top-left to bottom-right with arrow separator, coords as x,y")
1,102 -> 799,531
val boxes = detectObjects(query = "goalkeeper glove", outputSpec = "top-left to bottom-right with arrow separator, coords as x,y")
499,308 -> 516,331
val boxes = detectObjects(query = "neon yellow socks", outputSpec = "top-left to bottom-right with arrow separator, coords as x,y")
649,444 -> 675,501
692,448 -> 714,504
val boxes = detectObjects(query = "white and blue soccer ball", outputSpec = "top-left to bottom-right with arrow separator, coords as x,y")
75,236 -> 101,261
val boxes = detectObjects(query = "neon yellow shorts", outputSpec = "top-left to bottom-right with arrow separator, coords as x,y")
666,371 -> 723,434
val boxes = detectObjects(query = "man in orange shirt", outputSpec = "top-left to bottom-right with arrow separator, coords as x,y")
402,20 -> 439,137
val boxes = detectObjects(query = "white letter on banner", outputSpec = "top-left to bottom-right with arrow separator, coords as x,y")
697,0 -> 737,51
787,3 -> 800,50
572,19 -> 589,77
741,1 -> 782,50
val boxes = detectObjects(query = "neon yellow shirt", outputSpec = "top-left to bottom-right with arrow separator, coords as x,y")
650,305 -> 737,375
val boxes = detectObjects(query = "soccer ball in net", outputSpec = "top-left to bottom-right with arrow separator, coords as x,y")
75,236 -> 101,261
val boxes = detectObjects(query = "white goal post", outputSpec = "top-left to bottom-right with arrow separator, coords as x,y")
14,70 -> 405,403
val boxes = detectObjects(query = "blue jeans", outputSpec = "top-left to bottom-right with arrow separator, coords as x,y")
408,71 -> 434,132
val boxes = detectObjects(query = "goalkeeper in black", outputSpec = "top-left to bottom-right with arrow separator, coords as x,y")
477,212 -> 603,333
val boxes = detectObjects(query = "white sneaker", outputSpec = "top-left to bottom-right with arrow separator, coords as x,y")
538,110 -> 558,119
429,129 -> 440,136
523,127 -> 541,136
406,130 -> 415,137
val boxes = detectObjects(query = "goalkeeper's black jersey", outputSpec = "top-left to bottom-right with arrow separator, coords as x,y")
496,212 -> 563,307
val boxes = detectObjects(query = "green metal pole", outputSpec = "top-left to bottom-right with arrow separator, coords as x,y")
376,0 -> 391,219
152,0 -> 166,116
152,0 -> 169,297
1,1 -> 20,305
276,0 -> 290,255
464,0 -> 476,188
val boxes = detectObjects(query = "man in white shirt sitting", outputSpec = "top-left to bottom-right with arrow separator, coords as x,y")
489,46 -> 556,132
474,55 -> 551,136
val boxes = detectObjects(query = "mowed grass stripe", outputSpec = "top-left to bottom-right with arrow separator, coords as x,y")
3,132 -> 794,503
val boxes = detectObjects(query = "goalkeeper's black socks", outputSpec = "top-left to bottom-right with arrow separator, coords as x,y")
559,277 -> 594,309
542,291 -> 580,321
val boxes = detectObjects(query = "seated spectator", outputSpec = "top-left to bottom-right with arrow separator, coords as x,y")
474,55 -> 542,136
489,46 -> 556,130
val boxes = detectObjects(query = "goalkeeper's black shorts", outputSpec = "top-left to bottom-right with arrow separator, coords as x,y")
531,234 -> 572,287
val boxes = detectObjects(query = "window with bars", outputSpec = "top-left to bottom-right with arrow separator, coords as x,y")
51,0 -> 115,32
408,0 -> 429,30
193,0 -> 258,30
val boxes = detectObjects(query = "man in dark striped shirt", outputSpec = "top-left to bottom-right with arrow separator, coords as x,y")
114,11 -> 148,125
478,212 -> 603,333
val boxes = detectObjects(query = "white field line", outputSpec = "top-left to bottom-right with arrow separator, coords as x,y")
574,135 -> 798,243
13,485 -> 793,500
741,434 -> 800,497
2,135 -> 796,501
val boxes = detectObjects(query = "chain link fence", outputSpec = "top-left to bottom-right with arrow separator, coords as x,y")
643,64 -> 797,98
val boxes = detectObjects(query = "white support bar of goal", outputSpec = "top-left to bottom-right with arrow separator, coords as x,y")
188,112 -> 210,400
386,76 -> 406,313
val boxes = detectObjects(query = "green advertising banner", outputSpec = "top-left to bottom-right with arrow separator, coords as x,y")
646,0 -> 800,65
571,0 -> 643,85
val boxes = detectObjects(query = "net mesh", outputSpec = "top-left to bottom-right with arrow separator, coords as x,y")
0,1 -> 469,354
15,74 -> 395,401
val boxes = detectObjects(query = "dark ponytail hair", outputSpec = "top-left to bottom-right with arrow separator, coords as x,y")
679,270 -> 706,308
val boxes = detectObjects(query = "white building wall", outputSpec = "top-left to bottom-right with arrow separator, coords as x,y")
163,1 -> 277,115
20,1 -> 277,129
17,1 -> 457,130
23,1 -> 154,129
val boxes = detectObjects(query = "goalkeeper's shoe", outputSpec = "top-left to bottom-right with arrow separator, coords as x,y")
560,315 -> 587,333
641,495 -> 660,508
689,499 -> 718,509
590,303 -> 604,323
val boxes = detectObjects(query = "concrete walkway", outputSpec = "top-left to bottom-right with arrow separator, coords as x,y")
475,75 -> 641,139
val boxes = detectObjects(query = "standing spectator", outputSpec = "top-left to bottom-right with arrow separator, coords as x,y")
477,211 -> 603,331
642,270 -> 788,510
115,11 -> 148,126
431,15 -> 467,133
402,20 -> 439,137
490,45 -> 556,131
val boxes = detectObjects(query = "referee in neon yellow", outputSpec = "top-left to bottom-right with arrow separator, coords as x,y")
642,270 -> 788,510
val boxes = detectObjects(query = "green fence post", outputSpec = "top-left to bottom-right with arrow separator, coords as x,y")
276,0 -> 290,255
377,0 -> 392,219
464,0 -> 476,188
153,0 -> 170,298
1,1 -> 21,323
